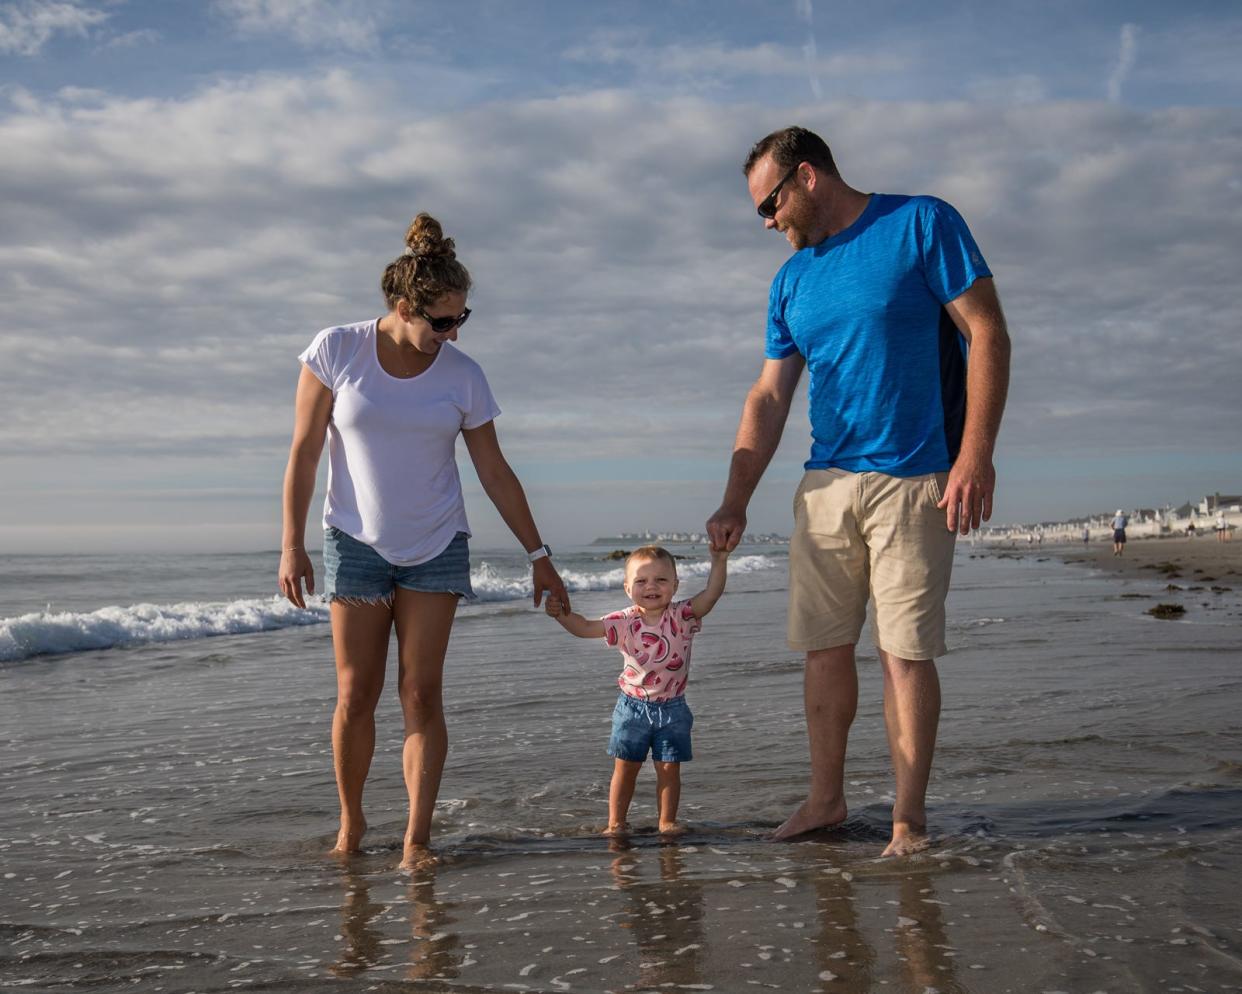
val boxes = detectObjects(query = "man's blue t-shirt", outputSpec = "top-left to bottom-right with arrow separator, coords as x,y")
765,193 -> 991,476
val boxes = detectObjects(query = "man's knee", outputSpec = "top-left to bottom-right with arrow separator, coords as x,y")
806,643 -> 856,667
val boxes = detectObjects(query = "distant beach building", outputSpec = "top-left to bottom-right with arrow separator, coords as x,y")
1199,494 -> 1242,515
596,531 -> 788,545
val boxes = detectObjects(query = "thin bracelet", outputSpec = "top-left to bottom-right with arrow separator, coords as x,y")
282,546 -> 303,552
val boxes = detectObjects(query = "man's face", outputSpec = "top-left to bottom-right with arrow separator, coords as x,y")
747,155 -> 813,251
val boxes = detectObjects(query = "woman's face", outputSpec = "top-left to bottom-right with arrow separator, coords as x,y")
404,291 -> 469,352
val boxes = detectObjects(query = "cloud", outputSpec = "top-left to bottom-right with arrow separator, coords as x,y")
102,27 -> 160,49
564,36 -> 906,83
0,0 -> 107,55
1,71 -> 1240,543
213,0 -> 382,52
1106,22 -> 1139,102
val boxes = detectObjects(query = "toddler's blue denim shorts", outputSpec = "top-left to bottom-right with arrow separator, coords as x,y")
322,527 -> 474,604
607,693 -> 693,763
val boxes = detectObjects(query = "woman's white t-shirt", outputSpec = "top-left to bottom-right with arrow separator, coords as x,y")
299,319 -> 500,566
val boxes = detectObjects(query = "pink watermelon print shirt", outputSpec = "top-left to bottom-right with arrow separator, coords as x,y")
601,600 -> 702,702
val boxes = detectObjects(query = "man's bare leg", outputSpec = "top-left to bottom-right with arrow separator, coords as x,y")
772,644 -> 857,839
878,650 -> 940,856
329,600 -> 393,854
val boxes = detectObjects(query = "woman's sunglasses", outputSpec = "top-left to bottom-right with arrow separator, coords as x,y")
416,307 -> 471,333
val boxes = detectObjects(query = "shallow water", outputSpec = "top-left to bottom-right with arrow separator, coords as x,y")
2,549 -> 1241,991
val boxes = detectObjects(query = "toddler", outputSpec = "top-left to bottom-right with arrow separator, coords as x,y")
545,544 -> 727,836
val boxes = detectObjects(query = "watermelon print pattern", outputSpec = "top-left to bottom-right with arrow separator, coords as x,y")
601,600 -> 702,702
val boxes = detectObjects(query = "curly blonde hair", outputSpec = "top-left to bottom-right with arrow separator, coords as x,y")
380,213 -> 472,311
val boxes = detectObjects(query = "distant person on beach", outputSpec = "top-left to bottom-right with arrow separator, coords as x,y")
1187,520 -> 1196,538
1111,509 -> 1129,556
278,213 -> 569,869
1082,524 -> 1090,546
1216,511 -> 1230,542
544,545 -> 728,836
707,125 -> 1011,856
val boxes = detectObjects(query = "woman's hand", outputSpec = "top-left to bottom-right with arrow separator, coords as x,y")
279,548 -> 315,608
532,557 -> 570,612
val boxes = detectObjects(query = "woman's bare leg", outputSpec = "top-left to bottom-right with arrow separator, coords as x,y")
391,589 -> 458,868
330,599 -> 394,853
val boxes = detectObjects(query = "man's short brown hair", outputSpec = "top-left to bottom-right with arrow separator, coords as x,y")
744,125 -> 839,178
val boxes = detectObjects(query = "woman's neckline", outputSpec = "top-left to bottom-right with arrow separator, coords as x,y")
371,318 -> 445,381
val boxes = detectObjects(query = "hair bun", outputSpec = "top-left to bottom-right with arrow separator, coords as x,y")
404,213 -> 456,260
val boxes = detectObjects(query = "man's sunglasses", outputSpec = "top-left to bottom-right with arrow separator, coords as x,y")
756,165 -> 800,219
416,307 -> 471,333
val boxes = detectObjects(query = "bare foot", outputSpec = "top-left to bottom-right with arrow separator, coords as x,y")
881,822 -> 930,857
602,822 -> 631,838
332,816 -> 367,855
771,798 -> 847,841
659,821 -> 688,836
399,843 -> 438,872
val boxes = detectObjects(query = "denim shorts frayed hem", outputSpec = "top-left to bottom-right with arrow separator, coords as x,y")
323,527 -> 474,604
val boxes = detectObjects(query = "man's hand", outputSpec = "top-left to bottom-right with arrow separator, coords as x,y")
706,505 -> 747,552
532,558 -> 570,611
937,452 -> 996,534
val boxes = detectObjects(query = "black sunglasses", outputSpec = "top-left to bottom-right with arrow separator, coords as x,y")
756,165 -> 800,219
416,306 -> 471,333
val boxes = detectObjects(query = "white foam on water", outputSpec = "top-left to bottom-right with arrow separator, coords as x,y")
0,555 -> 782,662
470,554 -> 779,602
0,597 -> 328,663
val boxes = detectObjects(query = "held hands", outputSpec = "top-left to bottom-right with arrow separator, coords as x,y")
278,548 -> 314,609
706,504 -> 746,553
532,557 -> 571,612
937,451 -> 996,534
544,594 -> 568,618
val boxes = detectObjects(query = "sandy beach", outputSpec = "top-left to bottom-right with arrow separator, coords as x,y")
1047,535 -> 1242,585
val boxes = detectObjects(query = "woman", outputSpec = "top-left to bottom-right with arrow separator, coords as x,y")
278,213 -> 568,868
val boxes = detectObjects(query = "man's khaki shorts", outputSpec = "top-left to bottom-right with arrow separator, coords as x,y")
788,468 -> 957,660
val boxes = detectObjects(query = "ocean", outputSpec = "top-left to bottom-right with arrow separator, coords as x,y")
2,543 -> 1240,992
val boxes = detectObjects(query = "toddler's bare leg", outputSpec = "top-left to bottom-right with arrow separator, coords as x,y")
606,759 -> 642,835
654,761 -> 685,834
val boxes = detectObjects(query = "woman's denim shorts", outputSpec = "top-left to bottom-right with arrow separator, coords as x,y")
322,527 -> 474,604
607,693 -> 693,763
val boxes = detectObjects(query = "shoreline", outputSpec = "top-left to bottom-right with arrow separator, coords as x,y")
979,534 -> 1241,583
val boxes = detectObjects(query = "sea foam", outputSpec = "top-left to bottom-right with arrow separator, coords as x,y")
0,554 -> 781,662
0,598 -> 329,663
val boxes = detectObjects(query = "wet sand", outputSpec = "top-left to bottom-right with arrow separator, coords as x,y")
1045,535 -> 1242,584
5,551 -> 1242,992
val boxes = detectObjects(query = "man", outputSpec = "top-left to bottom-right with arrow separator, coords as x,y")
1111,509 -> 1128,555
706,126 -> 1011,856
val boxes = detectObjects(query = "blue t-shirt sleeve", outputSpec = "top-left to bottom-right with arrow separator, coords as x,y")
920,199 -> 992,304
764,269 -> 800,359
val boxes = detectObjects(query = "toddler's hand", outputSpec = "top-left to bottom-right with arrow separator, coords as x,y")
545,595 -> 565,617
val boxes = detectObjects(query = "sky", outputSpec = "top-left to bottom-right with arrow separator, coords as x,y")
1,0 -> 1240,553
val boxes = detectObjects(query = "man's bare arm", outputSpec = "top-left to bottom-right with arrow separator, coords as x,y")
706,354 -> 805,551
940,276 -> 1011,534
